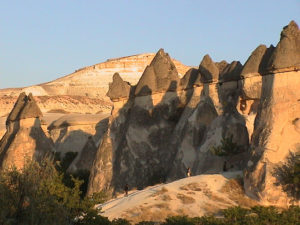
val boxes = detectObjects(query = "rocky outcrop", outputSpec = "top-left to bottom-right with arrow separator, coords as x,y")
0,93 -> 54,170
88,48 -> 249,195
107,73 -> 131,100
68,136 -> 98,172
48,113 -> 109,158
135,49 -> 180,96
243,21 -> 300,206
88,22 -> 300,207
199,55 -> 219,83
267,20 -> 300,72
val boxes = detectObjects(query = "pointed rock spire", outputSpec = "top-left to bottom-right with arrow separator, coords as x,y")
106,73 -> 131,100
199,54 -> 219,83
267,20 -> 300,71
135,48 -> 179,96
241,45 -> 268,77
219,61 -> 243,82
180,68 -> 200,89
215,60 -> 229,75
7,92 -> 42,124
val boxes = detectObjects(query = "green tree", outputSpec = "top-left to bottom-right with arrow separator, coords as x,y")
0,159 -> 103,225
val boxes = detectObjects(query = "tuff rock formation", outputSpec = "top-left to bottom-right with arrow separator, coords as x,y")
88,48 -> 250,195
88,21 -> 300,207
68,136 -> 98,172
243,20 -> 300,206
0,93 -> 54,170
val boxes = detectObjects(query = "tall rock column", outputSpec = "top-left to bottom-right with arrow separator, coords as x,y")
244,21 -> 300,206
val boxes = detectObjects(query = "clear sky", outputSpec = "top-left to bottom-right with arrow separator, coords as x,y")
0,0 -> 299,88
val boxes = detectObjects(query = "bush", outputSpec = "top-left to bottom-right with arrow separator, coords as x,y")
0,159 -> 102,225
273,151 -> 300,199
211,135 -> 242,156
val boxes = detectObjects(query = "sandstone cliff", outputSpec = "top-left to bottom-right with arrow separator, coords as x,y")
0,93 -> 54,170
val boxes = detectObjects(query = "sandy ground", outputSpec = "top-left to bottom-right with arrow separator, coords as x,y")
97,171 -> 257,223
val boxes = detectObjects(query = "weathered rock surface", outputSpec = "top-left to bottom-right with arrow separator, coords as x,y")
88,21 -> 300,207
88,49 -> 248,195
107,73 -> 131,100
199,54 -> 219,83
0,93 -> 54,170
244,70 -> 300,206
135,49 -> 180,96
68,136 -> 98,172
267,20 -> 300,71
48,113 -> 109,158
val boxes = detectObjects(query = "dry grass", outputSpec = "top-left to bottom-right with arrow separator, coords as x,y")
151,187 -> 168,197
179,182 -> 202,191
176,193 -> 196,204
161,194 -> 172,201
221,178 -> 258,208
47,109 -> 70,114
124,204 -> 174,223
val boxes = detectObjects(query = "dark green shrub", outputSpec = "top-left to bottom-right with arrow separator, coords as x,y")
273,151 -> 300,199
112,218 -> 131,225
164,216 -> 194,225
211,135 -> 242,156
74,210 -> 111,225
135,221 -> 156,225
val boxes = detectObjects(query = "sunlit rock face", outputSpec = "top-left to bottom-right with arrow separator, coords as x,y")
0,93 -> 54,170
88,49 -> 249,195
244,21 -> 300,206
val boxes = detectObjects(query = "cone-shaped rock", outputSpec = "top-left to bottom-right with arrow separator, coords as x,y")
267,20 -> 300,71
199,54 -> 219,83
0,93 -> 53,170
135,49 -> 179,96
107,73 -> 131,100
7,92 -> 42,124
180,68 -> 200,89
219,61 -> 243,82
215,60 -> 229,75
241,45 -> 268,77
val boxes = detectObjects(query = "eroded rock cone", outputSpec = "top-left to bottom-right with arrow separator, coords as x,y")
267,20 -> 300,71
0,92 -> 53,170
107,73 -> 131,100
180,68 -> 200,89
199,54 -> 219,83
135,48 -> 179,96
219,61 -> 243,82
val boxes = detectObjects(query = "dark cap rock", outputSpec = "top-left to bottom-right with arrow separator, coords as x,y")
267,20 -> 300,71
215,60 -> 229,75
6,92 -> 42,123
135,49 -> 179,96
180,68 -> 200,89
241,45 -> 268,77
199,54 -> 219,83
219,61 -> 243,82
107,73 -> 131,100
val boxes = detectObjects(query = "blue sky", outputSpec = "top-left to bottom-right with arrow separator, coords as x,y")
0,0 -> 299,88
